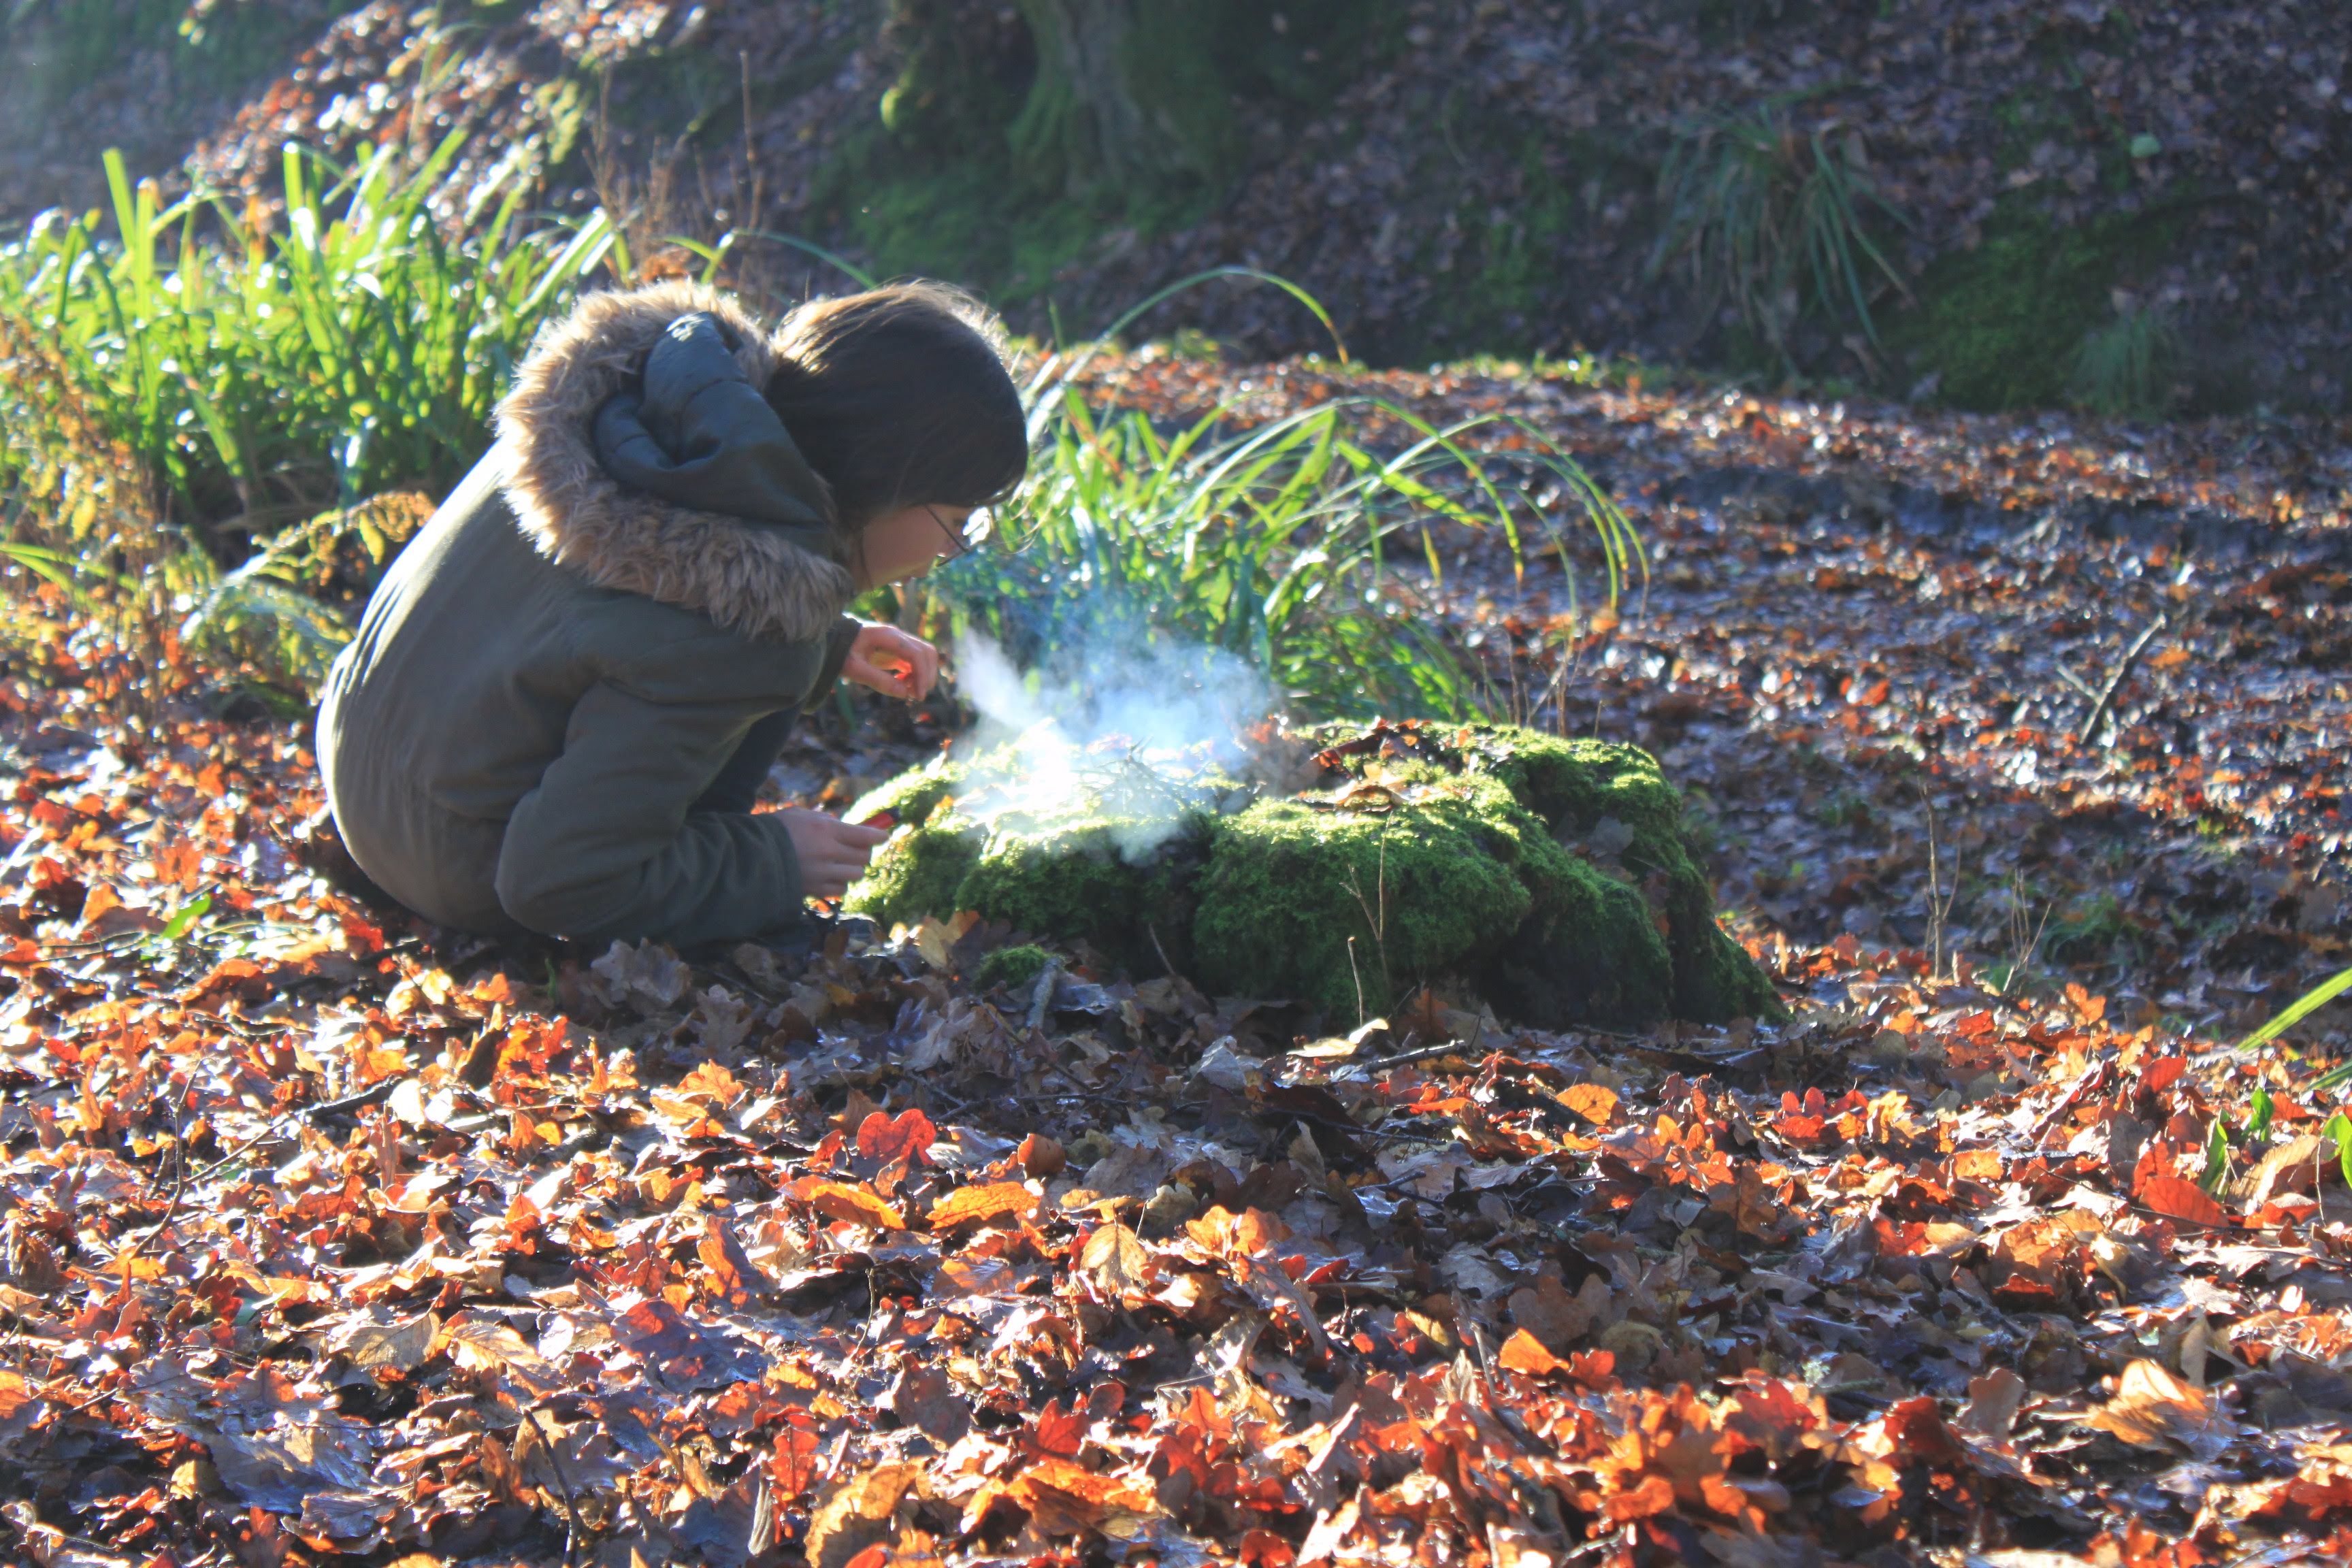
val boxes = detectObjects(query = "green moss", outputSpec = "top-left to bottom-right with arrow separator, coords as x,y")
1299,725 -> 1776,1023
1887,204 -> 2181,411
977,943 -> 1056,990
1456,729 -> 1685,844
843,753 -> 1207,967
848,723 -> 1779,1027
846,815 -> 985,931
960,816 -> 1205,969
1486,846 -> 1674,1026
847,757 -> 966,830
1193,794 -> 1531,1017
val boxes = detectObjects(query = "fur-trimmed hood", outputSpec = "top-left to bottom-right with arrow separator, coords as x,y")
493,282 -> 854,645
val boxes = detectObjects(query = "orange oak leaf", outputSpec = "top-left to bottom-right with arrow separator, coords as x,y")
926,1181 -> 1041,1230
787,1177 -> 906,1230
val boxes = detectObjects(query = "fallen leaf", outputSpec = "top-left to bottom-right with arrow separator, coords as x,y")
2087,1358 -> 2234,1460
1078,1222 -> 1153,1296
2138,1173 -> 2232,1228
1497,1328 -> 1567,1376
856,1107 -> 936,1166
927,1181 -> 1041,1230
789,1177 -> 907,1230
804,1461 -> 925,1568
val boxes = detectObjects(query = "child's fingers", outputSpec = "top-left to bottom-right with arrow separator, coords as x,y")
843,651 -> 921,698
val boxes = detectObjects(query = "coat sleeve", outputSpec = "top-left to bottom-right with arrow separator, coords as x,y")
691,708 -> 797,817
804,617 -> 862,713
495,674 -> 810,949
689,617 -> 862,816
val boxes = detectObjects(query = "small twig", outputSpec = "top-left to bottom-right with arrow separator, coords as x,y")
1146,921 -> 1183,984
179,1079 -> 401,1185
522,1403 -> 585,1568
2078,611 -> 2172,747
118,1068 -> 203,1263
1918,782 -> 1959,983
1368,1035 -> 1494,1071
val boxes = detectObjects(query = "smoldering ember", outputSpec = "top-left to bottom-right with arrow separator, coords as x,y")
2,5 -> 2351,1568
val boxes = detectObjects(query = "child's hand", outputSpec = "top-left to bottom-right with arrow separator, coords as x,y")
781,808 -> 892,899
843,623 -> 941,701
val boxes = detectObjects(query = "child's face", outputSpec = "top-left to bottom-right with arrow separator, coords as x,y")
852,504 -> 976,590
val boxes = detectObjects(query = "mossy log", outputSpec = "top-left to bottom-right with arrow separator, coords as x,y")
846,721 -> 1780,1028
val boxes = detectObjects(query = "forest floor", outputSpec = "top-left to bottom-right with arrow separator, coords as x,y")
3,361 -> 2351,1567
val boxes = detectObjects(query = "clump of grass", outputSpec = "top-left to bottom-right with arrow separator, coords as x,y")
1648,100 -> 1910,369
0,133 -> 618,691
5,174 -> 1623,726
0,133 -> 613,552
2068,305 -> 2178,418
939,272 -> 1640,719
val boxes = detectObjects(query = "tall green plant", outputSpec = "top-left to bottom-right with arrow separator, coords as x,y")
938,382 -> 1638,720
1649,101 -> 1910,368
0,131 -> 614,547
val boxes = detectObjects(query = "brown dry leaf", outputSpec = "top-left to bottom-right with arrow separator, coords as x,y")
885,1362 -> 970,1445
927,1181 -> 1041,1230
1508,1272 -> 1603,1353
1184,1205 -> 1289,1257
1018,1132 -> 1067,1177
2247,1446 -> 2352,1529
1957,1367 -> 2027,1440
676,1058 -> 745,1105
1077,1221 -> 1153,1296
2138,1174 -> 2233,1228
438,1312 -> 555,1388
805,1462 -> 926,1568
856,1107 -> 936,1165
790,1177 -> 907,1230
327,1312 -> 440,1375
1009,1455 -> 1156,1535
2086,1358 -> 2234,1460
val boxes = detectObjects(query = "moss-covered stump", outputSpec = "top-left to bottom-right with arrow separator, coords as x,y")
845,721 -> 1780,1027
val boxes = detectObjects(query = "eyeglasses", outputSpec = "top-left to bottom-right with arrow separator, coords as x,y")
924,505 -> 992,557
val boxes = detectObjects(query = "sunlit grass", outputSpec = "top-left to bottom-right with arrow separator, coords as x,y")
0,133 -> 614,541
3,167 -> 1636,720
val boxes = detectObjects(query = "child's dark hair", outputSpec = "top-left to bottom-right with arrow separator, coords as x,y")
763,282 -> 1028,538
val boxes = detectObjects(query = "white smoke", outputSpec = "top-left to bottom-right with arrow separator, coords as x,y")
947,631 -> 1272,862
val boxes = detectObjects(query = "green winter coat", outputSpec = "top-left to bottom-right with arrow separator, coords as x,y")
318,282 -> 860,948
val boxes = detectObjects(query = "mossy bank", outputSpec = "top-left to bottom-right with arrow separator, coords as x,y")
846,721 -> 1780,1028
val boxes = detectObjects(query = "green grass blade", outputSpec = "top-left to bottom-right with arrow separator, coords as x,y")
2236,966 -> 2352,1052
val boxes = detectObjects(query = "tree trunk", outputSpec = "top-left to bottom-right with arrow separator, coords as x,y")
1008,0 -> 1238,200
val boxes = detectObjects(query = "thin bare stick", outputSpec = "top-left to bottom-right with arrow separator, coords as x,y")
2078,611 -> 2172,747
1340,835 -> 1392,1002
1918,783 -> 1960,982
1147,921 -> 1183,983
522,1403 -> 585,1568
1346,936 -> 1366,1029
